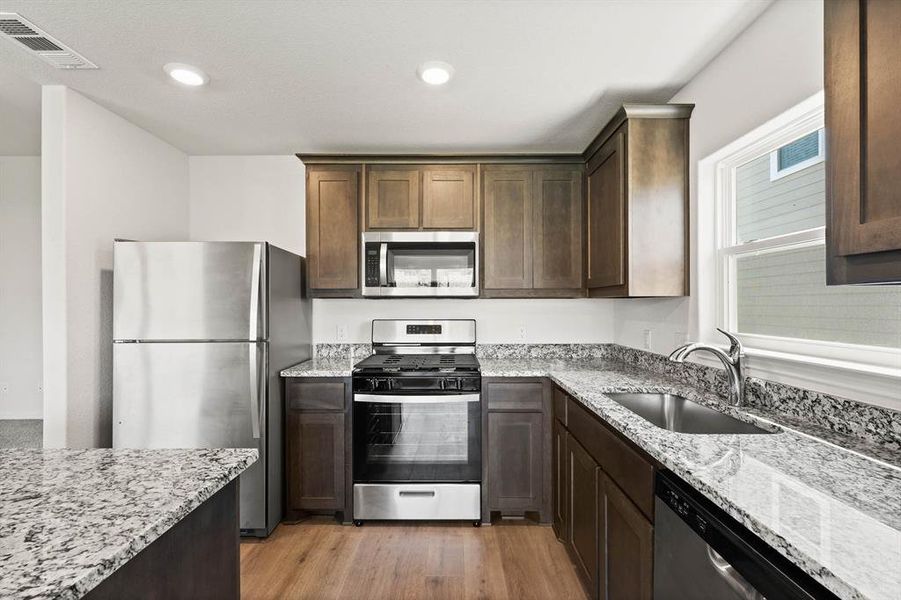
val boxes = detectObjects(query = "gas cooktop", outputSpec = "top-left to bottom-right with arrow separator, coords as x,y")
353,353 -> 480,374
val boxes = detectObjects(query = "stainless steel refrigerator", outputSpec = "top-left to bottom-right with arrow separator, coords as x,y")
112,241 -> 311,537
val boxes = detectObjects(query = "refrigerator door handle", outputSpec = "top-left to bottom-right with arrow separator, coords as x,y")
249,344 -> 261,439
249,243 -> 263,340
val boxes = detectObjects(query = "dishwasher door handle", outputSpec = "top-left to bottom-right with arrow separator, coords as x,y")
706,545 -> 766,600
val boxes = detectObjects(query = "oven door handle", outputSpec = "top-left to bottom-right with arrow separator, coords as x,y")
354,393 -> 480,404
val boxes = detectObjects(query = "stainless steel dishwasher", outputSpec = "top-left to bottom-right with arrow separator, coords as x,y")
653,471 -> 838,600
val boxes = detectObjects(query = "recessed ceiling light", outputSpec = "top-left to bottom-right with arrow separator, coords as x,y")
163,62 -> 208,87
417,61 -> 454,86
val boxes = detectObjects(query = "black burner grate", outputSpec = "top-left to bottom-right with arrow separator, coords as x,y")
354,353 -> 479,372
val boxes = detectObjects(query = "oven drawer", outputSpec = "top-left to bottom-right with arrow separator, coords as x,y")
353,483 -> 480,520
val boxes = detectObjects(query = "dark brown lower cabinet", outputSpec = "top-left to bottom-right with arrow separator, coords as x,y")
484,378 -> 551,522
287,411 -> 345,510
552,419 -> 568,540
567,435 -> 601,597
487,411 -> 543,512
285,378 -> 352,522
553,384 -> 657,600
602,474 -> 654,600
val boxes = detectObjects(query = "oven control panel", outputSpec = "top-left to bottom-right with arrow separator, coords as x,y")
353,375 -> 481,394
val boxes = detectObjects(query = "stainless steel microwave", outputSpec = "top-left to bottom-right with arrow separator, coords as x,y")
361,231 -> 479,297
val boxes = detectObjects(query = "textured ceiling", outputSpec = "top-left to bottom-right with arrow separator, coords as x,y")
0,0 -> 772,155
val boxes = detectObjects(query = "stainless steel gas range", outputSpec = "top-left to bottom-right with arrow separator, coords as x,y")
351,319 -> 481,525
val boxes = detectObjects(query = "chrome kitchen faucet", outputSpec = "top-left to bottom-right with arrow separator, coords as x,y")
668,328 -> 745,407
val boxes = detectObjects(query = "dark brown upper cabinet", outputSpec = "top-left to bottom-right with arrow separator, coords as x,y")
367,167 -> 421,229
534,169 -> 584,289
483,167 -> 534,289
825,0 -> 901,284
306,166 -> 360,294
364,165 -> 478,231
483,164 -> 584,296
584,105 -> 693,297
422,166 -> 477,229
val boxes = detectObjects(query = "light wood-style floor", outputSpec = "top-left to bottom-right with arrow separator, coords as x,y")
241,520 -> 588,600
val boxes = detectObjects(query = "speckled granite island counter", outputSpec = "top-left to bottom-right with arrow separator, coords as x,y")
0,448 -> 258,600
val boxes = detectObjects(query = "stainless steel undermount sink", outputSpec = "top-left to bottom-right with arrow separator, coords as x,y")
604,393 -> 776,435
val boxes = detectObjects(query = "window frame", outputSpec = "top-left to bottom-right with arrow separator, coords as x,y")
767,128 -> 825,181
703,93 -> 901,406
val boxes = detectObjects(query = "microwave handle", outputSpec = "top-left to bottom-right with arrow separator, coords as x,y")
379,242 -> 388,286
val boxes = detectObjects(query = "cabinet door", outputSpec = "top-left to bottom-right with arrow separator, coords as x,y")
307,168 -> 360,290
367,168 -> 420,229
533,168 -> 583,289
601,474 -> 653,600
483,168 -> 533,289
586,128 -> 627,291
488,411 -> 543,512
422,166 -> 476,229
826,0 -> 901,284
567,435 -> 600,598
287,411 -> 345,510
552,420 -> 568,541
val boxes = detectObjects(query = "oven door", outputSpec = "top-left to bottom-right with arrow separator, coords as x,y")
361,231 -> 478,297
353,393 -> 481,483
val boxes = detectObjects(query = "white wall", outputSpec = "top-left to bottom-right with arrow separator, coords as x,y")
0,156 -> 42,419
188,156 -> 305,255
614,0 -> 824,354
42,86 -> 190,448
313,298 -> 616,343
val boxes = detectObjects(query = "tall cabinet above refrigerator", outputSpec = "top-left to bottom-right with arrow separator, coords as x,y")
112,241 -> 312,537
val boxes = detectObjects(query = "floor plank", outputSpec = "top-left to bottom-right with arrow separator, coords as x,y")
241,520 -> 588,600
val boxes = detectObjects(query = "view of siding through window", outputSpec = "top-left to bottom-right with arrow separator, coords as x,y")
733,129 -> 901,349
776,129 -> 819,171
736,145 -> 824,242
736,246 -> 901,348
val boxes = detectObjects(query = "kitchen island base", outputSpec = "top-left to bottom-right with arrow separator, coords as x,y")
85,479 -> 239,600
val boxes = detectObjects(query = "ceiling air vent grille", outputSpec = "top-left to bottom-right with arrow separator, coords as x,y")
0,12 -> 97,69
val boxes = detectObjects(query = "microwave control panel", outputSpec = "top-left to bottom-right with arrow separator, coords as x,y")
364,243 -> 380,286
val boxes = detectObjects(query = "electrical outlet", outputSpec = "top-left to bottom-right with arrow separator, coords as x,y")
643,329 -> 653,350
336,325 -> 348,342
518,325 -> 527,341
0,382 -> 8,395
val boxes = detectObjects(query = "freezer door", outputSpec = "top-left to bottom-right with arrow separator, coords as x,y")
113,341 -> 268,531
113,241 -> 266,341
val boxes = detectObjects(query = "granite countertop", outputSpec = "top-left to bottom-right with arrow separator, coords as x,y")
482,358 -> 901,600
281,356 -> 357,377
283,355 -> 900,599
0,448 -> 258,600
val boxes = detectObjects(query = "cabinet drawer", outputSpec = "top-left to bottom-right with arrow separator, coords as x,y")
553,387 -> 568,425
567,397 -> 655,520
286,380 -> 346,411
486,381 -> 543,411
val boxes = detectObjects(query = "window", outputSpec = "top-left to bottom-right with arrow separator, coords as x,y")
768,129 -> 824,180
714,100 -> 901,370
